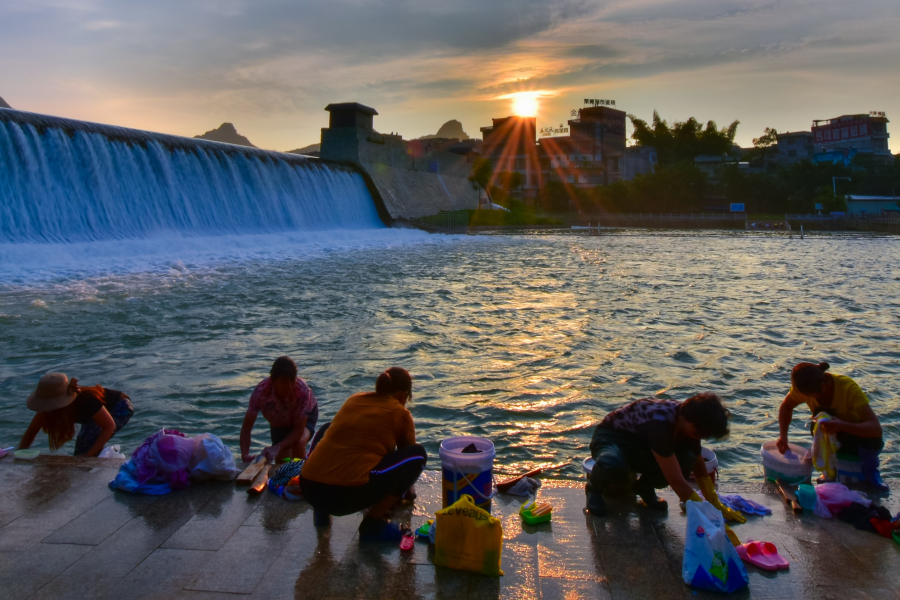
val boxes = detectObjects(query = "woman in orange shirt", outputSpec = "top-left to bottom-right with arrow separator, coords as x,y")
301,367 -> 427,541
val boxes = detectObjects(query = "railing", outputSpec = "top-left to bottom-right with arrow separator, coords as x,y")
409,211 -> 470,234
787,213 -> 900,224
599,213 -> 747,221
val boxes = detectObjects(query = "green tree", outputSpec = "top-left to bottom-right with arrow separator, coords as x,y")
496,171 -> 523,193
597,163 -> 708,213
628,111 -> 739,165
753,127 -> 778,148
744,127 -> 779,167
468,157 -> 493,202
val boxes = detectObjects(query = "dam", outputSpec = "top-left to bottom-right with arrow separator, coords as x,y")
0,108 -> 385,244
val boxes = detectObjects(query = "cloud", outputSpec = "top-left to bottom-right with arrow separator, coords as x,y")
0,0 -> 897,150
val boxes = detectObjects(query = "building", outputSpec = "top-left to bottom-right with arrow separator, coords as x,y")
535,105 -> 628,190
570,106 -> 627,183
320,102 -> 478,219
813,112 -> 891,164
846,195 -> 900,215
480,116 -> 540,199
776,131 -> 815,164
623,146 -> 657,181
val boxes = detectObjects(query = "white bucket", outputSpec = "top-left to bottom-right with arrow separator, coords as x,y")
439,437 -> 496,508
701,448 -> 718,480
583,457 -> 595,476
760,441 -> 812,485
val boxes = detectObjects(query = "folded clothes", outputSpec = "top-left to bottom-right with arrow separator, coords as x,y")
719,494 -> 772,517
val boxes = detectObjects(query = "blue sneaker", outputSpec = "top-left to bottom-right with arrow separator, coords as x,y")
313,510 -> 332,528
358,517 -> 404,542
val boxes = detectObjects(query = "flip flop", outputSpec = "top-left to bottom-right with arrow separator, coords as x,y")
757,541 -> 789,570
400,530 -> 415,552
736,541 -> 779,571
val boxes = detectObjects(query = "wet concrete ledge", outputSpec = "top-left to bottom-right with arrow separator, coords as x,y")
0,456 -> 898,600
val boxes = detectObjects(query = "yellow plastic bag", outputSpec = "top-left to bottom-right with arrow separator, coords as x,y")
433,494 -> 504,576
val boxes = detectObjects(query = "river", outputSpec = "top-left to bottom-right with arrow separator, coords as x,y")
0,229 -> 897,484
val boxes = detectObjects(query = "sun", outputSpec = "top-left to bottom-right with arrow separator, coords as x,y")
510,92 -> 540,117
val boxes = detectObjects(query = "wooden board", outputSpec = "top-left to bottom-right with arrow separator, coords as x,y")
496,463 -> 566,493
236,458 -> 267,486
248,465 -> 272,495
777,480 -> 803,513
497,468 -> 542,493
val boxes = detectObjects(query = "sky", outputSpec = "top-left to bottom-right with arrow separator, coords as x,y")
1,0 -> 898,152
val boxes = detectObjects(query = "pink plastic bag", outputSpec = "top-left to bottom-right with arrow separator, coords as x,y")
814,483 -> 870,518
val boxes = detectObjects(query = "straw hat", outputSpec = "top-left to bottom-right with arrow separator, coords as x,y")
26,373 -> 77,412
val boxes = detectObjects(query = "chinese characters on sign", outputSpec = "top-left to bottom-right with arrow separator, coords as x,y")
540,125 -> 570,137
813,117 -> 872,144
869,111 -> 886,117
584,99 -> 616,107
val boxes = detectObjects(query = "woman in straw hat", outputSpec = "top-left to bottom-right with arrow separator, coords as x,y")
18,373 -> 134,457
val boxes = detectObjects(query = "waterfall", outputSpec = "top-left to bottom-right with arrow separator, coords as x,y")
0,109 -> 384,244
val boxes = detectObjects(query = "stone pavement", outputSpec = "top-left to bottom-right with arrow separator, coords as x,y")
0,455 -> 898,600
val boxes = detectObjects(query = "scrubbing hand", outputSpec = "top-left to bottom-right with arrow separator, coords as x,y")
697,476 -> 747,523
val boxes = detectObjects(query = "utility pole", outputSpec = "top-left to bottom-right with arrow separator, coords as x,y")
833,176 -> 851,198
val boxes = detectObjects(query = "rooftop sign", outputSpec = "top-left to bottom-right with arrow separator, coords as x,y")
812,116 -> 873,144
540,124 -> 570,137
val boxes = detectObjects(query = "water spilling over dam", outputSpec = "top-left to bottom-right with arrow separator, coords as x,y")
0,109 -> 385,245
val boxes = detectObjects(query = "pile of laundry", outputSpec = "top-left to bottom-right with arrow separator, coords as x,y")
109,429 -> 240,495
813,482 -> 898,539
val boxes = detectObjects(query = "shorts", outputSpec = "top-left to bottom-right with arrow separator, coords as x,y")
74,396 -> 134,456
270,403 -> 319,445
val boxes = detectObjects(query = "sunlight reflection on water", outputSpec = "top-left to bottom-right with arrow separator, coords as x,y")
0,229 -> 898,484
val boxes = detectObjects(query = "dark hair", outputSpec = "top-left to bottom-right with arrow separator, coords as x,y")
270,356 -> 298,381
791,362 -> 830,394
375,367 -> 412,399
680,393 -> 730,439
44,385 -> 105,450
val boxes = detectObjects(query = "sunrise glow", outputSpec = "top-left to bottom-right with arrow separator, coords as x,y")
498,91 -> 552,118
511,93 -> 539,117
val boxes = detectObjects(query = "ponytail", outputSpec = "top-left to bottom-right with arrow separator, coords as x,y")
376,372 -> 393,394
818,362 -> 830,372
375,367 -> 412,400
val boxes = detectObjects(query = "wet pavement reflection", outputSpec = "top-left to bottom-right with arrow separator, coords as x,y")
0,459 -> 897,600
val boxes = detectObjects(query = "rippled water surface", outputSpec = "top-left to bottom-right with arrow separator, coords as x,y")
1,230 -> 898,483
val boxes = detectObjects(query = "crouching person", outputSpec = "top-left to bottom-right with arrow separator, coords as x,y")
586,393 -> 743,523
240,356 -> 318,464
300,367 -> 427,541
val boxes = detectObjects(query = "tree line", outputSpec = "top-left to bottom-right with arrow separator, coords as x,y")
471,111 -> 900,216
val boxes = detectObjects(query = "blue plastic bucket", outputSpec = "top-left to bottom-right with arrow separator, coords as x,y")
439,437 -> 495,509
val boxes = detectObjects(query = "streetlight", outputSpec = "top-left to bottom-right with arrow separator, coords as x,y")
829,176 -> 851,215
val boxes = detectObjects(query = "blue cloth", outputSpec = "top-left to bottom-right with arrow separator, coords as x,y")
109,459 -> 172,495
719,494 -> 772,516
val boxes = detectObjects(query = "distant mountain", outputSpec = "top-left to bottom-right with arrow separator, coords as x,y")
0,95 -> 10,109
287,143 -> 320,155
194,123 -> 255,147
418,119 -> 470,140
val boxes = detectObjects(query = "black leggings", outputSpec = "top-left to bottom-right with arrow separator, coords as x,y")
589,426 -> 695,492
301,423 -> 427,517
